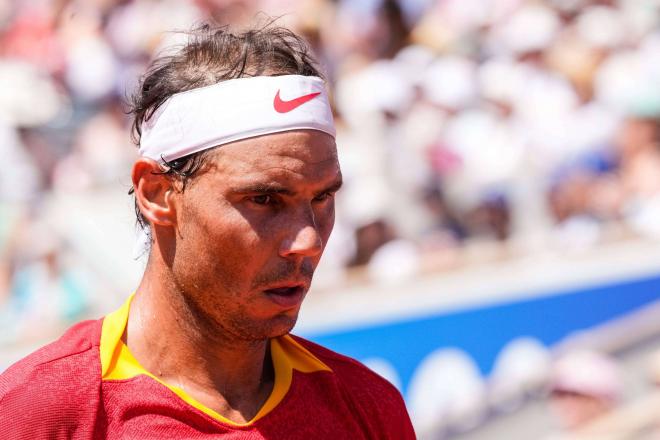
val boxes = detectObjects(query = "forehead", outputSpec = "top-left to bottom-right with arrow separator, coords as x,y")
210,130 -> 339,183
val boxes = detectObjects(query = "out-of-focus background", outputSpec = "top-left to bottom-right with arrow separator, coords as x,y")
2,0 -> 660,438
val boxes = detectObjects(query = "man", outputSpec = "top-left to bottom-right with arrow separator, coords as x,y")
0,25 -> 415,439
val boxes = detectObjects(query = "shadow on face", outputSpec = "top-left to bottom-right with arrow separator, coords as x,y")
166,130 -> 342,339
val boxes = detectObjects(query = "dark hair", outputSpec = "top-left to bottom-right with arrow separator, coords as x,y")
128,23 -> 324,241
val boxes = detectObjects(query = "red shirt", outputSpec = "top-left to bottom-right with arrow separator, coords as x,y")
0,297 -> 415,439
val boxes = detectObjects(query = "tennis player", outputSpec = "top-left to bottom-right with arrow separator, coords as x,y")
0,25 -> 415,439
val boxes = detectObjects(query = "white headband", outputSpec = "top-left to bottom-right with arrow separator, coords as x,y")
139,75 -> 335,162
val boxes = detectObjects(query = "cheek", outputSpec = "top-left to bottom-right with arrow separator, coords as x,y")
186,196 -> 259,246
179,202 -> 266,285
205,215 -> 265,263
316,202 -> 336,245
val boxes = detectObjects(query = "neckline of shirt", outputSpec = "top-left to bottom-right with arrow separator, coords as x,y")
99,294 -> 331,427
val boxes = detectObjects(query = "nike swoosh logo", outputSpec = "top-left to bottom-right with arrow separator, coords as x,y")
273,90 -> 321,113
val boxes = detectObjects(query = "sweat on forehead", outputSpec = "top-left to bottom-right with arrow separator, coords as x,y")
207,130 -> 339,177
221,129 -> 336,158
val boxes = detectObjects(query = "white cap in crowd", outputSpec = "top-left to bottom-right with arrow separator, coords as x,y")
551,350 -> 623,402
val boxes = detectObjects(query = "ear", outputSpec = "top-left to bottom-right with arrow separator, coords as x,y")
132,158 -> 177,227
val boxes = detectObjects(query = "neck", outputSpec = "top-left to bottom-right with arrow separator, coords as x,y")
125,259 -> 274,423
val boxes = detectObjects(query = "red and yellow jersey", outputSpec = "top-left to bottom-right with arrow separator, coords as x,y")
0,297 -> 415,439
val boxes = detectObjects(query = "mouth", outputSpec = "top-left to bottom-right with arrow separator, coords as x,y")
263,283 -> 307,309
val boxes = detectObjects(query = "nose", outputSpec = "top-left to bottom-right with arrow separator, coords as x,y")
279,207 -> 323,259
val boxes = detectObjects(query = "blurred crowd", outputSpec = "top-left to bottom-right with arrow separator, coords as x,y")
1,0 -> 660,338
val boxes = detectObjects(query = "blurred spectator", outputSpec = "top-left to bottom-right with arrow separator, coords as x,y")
465,193 -> 511,241
649,349 -> 660,387
489,337 -> 552,412
420,186 -> 466,246
53,98 -> 135,192
548,350 -> 623,431
350,219 -> 397,267
1,214 -> 90,344
367,238 -> 421,283
408,348 -> 487,437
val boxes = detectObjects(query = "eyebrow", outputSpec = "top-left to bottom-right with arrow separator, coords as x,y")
232,183 -> 295,195
232,176 -> 343,197
317,178 -> 343,197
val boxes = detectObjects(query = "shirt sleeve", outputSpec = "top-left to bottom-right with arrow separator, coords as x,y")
0,342 -> 104,439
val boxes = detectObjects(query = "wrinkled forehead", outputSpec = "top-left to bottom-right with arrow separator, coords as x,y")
212,130 -> 339,182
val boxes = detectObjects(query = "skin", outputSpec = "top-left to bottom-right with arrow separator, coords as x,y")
550,392 -> 614,430
129,129 -> 342,423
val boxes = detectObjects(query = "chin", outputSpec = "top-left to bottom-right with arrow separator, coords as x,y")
264,314 -> 299,338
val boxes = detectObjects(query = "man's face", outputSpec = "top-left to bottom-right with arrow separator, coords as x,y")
169,130 -> 341,341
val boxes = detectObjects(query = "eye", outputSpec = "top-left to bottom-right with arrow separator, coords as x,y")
251,194 -> 273,205
314,192 -> 334,202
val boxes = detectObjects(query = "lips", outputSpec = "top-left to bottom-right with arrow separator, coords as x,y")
263,283 -> 307,309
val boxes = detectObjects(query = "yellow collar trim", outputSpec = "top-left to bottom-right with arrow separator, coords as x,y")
99,295 -> 331,426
